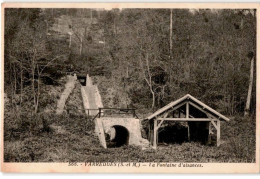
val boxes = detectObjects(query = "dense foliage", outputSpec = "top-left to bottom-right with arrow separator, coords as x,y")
4,8 -> 256,115
98,9 -> 256,115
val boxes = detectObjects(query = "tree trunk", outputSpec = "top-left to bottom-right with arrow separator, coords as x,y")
98,10 -> 100,19
13,64 -> 17,93
145,54 -> 155,109
32,55 -> 36,113
139,53 -> 155,109
32,66 -> 36,112
244,57 -> 254,116
20,63 -> 23,105
45,21 -> 49,34
9,60 -> 15,109
150,87 -> 155,109
79,38 -> 83,55
126,66 -> 129,78
69,34 -> 72,48
35,65 -> 40,113
240,18 -> 244,30
114,16 -> 117,35
169,9 -> 173,58
90,9 -> 92,21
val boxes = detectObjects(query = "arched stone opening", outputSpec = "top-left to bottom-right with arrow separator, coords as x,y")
105,125 -> 129,148
77,75 -> 86,86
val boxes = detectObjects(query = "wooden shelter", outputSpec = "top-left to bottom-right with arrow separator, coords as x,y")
146,94 -> 230,149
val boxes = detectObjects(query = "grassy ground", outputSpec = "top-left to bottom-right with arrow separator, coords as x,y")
4,112 -> 255,163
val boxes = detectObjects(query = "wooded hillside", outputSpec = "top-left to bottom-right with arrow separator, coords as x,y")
4,8 -> 256,115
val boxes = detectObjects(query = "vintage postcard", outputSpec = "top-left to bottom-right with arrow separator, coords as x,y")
1,2 -> 259,173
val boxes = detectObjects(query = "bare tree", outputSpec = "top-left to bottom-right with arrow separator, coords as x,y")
170,9 -> 173,58
139,53 -> 156,109
244,53 -> 254,116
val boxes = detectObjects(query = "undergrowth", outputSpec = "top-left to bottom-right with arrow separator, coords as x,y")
4,112 -> 255,163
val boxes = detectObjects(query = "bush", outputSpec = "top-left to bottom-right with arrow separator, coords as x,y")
221,115 -> 256,162
4,111 -> 54,141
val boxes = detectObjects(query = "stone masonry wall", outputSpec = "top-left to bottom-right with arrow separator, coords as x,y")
99,117 -> 148,147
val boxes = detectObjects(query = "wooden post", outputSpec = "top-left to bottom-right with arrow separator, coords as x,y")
148,121 -> 151,142
156,126 -> 158,145
150,123 -> 154,146
187,124 -> 190,141
217,119 -> 221,146
133,110 -> 136,118
186,102 -> 189,118
153,119 -> 157,149
98,108 -> 101,118
208,122 -> 212,145
186,102 -> 190,141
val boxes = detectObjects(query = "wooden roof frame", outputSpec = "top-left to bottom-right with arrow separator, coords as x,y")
146,94 -> 230,122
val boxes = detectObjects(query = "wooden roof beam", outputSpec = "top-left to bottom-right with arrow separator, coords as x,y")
157,118 -> 217,122
157,101 -> 186,119
189,101 -> 217,120
147,94 -> 230,121
187,94 -> 230,121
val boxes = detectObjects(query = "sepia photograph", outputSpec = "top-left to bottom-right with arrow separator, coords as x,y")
1,2 -> 259,173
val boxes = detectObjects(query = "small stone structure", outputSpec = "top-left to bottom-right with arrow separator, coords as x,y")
95,117 -> 149,149
79,74 -> 147,149
56,74 -> 149,149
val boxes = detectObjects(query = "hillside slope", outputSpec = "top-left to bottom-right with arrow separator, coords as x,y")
4,109 -> 255,162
